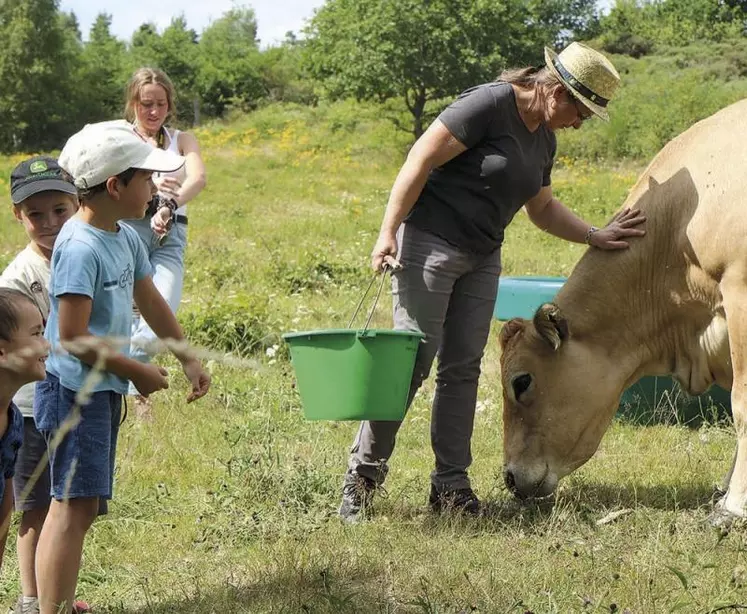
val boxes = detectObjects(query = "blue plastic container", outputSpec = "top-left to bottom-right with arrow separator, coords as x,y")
495,276 -> 566,320
495,276 -> 731,424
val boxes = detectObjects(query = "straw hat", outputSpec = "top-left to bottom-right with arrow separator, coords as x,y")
544,42 -> 620,121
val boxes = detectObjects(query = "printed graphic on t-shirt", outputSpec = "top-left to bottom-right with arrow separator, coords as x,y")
103,264 -> 134,291
119,264 -> 134,288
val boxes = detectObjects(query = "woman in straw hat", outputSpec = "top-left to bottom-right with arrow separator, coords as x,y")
338,42 -> 646,522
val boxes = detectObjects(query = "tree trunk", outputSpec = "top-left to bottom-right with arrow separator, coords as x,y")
404,86 -> 427,140
193,97 -> 200,126
411,90 -> 426,139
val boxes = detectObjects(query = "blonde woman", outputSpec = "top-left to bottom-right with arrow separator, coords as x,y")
122,67 -> 207,414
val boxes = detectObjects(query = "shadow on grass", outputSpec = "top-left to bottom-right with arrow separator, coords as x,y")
366,479 -> 722,539
112,562 -> 487,614
387,477 -> 719,520
566,480 -> 720,511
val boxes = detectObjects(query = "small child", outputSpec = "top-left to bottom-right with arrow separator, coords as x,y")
0,156 -> 85,614
0,289 -> 48,575
33,120 -> 211,614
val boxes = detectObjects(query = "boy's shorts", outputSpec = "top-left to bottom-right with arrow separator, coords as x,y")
14,418 -> 110,515
34,373 -> 122,502
13,418 -> 51,512
0,404 -> 24,502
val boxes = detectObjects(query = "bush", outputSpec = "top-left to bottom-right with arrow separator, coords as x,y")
600,31 -> 654,58
180,292 -> 277,357
557,43 -> 747,162
268,252 -> 367,295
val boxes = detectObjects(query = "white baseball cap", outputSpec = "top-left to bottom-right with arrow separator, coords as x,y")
59,119 -> 185,189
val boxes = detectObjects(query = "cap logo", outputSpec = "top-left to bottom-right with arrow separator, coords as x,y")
29,160 -> 48,173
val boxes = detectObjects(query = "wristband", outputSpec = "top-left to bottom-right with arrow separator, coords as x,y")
159,197 -> 179,215
584,226 -> 599,245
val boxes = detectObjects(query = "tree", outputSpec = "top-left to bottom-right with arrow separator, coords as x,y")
130,16 -> 200,124
598,0 -> 746,55
258,40 -> 318,104
78,14 -> 128,122
0,0 -> 79,152
597,0 -> 654,57
526,0 -> 602,47
304,0 -> 598,139
130,22 -> 161,58
197,6 -> 264,117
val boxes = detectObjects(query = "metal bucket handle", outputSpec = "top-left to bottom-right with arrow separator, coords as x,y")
347,258 -> 402,333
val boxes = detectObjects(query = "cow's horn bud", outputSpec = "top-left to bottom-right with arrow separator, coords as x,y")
533,303 -> 569,351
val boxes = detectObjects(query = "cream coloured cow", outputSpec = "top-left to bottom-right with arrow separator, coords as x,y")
499,98 -> 747,525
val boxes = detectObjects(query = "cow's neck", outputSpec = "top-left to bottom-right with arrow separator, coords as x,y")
553,235 -> 706,393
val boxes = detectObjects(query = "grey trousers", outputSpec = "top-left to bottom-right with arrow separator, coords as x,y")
348,223 -> 501,491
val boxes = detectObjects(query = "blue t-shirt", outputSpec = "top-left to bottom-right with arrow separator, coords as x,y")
45,218 -> 153,394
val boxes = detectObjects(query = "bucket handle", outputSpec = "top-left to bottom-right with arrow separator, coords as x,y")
347,257 -> 402,333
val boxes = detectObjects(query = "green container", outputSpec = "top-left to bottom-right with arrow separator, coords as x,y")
283,328 -> 425,421
619,376 -> 731,426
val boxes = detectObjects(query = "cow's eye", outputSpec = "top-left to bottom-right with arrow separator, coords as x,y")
512,373 -> 533,400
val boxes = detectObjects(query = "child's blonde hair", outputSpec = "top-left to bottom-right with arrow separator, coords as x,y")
124,67 -> 177,124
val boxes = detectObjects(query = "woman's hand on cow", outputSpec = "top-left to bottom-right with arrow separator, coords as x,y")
589,207 -> 646,250
371,231 -> 400,273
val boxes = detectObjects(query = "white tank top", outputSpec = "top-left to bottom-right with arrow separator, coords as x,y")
157,128 -> 189,215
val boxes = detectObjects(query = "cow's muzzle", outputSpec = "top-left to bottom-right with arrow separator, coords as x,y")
503,464 -> 557,500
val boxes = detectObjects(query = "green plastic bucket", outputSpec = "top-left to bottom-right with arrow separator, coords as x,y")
283,328 -> 425,421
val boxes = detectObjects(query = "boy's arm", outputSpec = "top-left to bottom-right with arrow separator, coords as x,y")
133,277 -> 210,402
58,294 -> 168,396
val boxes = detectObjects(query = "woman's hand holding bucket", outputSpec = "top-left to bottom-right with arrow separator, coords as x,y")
371,231 -> 402,273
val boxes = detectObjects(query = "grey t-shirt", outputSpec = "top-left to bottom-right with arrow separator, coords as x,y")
406,82 -> 557,255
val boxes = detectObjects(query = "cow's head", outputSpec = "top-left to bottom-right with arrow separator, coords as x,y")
499,303 -> 622,500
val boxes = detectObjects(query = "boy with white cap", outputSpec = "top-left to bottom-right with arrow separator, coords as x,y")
33,120 -> 211,614
0,156 -> 87,614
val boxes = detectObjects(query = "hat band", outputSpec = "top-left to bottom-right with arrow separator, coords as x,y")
552,58 -> 609,108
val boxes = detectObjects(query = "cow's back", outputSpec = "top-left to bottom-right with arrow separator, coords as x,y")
622,98 -> 747,282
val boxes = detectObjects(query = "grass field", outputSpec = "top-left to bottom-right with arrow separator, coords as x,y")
0,101 -> 743,613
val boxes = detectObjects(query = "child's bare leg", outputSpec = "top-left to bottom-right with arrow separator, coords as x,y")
0,479 -> 15,570
36,497 -> 98,614
17,506 -> 48,597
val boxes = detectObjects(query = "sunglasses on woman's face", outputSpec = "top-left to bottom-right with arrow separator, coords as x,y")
567,90 -> 594,121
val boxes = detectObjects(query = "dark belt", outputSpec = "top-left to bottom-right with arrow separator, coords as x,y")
174,214 -> 188,226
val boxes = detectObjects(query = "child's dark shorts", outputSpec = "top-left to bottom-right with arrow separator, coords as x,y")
34,373 -> 122,501
12,417 -> 51,511
0,403 -> 24,502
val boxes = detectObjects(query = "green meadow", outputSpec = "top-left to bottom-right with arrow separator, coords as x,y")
0,93 -> 745,613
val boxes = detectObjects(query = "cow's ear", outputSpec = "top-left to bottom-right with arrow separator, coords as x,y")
533,303 -> 569,351
500,318 -> 525,349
